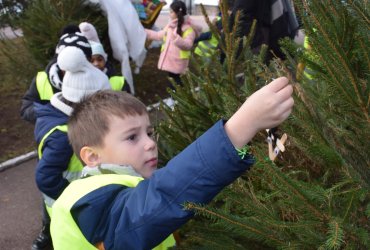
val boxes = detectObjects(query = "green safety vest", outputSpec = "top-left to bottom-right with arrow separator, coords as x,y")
51,174 -> 176,250
109,76 -> 125,91
303,35 -> 320,80
194,17 -> 220,57
38,125 -> 83,213
161,27 -> 194,59
194,34 -> 218,57
36,71 -> 54,100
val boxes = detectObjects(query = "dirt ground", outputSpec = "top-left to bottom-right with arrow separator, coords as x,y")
0,47 -> 169,162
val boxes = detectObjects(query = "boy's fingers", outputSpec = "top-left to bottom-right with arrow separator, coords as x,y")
268,77 -> 289,93
280,108 -> 293,123
276,84 -> 293,101
280,96 -> 294,113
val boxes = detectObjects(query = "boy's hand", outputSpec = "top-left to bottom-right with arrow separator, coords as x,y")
225,77 -> 294,148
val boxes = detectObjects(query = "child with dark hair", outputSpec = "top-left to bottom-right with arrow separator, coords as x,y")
89,41 -> 132,94
145,0 -> 201,89
50,76 -> 294,249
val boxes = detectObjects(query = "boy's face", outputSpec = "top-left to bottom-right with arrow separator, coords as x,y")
90,54 -> 106,71
97,114 -> 158,179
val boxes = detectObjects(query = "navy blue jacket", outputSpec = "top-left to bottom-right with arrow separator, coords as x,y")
20,58 -> 61,124
34,102 -> 72,200
68,120 -> 254,249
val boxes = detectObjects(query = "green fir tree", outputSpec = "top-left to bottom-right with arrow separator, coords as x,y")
156,0 -> 369,249
0,0 -> 109,86
11,0 -> 107,65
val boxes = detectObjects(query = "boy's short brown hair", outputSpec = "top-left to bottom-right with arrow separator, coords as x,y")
68,90 -> 148,162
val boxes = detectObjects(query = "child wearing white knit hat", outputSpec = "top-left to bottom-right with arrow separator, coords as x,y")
78,21 -> 131,94
89,40 -> 132,94
33,46 -> 111,245
89,41 -> 108,72
55,46 -> 111,105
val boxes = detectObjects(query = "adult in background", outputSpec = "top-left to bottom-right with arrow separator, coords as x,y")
229,0 -> 299,62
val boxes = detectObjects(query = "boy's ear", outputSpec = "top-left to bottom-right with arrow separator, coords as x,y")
80,146 -> 101,167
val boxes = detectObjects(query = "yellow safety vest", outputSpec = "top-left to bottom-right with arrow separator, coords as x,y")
194,34 -> 219,57
38,125 -> 83,213
194,17 -> 221,57
302,36 -> 317,80
51,174 -> 176,250
161,27 -> 194,59
109,76 -> 125,91
36,71 -> 54,100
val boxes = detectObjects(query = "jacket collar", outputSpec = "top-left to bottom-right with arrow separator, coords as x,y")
81,164 -> 142,178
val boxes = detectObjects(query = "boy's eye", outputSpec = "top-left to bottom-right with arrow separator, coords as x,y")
127,134 -> 137,141
148,130 -> 156,139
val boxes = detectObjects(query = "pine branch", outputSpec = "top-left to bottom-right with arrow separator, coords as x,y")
185,203 -> 285,246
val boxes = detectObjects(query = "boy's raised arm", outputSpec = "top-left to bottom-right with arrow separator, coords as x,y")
225,77 -> 294,148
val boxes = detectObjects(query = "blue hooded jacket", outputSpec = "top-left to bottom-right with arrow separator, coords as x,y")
34,102 -> 73,200
53,121 -> 255,249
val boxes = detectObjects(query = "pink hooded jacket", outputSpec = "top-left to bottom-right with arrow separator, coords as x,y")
145,17 -> 201,74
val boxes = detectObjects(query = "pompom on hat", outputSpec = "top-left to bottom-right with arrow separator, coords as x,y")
57,46 -> 111,103
79,22 -> 101,43
55,32 -> 92,59
90,41 -> 108,61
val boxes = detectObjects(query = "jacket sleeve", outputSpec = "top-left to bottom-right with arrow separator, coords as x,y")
35,130 -> 73,200
229,0 -> 258,35
145,27 -> 166,41
20,77 -> 40,124
89,120 -> 254,249
122,82 -> 131,94
173,28 -> 196,51
194,31 -> 212,43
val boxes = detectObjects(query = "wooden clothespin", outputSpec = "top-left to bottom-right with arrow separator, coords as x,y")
266,128 -> 288,161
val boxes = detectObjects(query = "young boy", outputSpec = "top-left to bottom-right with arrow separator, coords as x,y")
51,77 -> 294,249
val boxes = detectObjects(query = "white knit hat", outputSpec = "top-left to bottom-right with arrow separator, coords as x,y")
57,46 -> 111,103
79,22 -> 101,43
90,41 -> 108,61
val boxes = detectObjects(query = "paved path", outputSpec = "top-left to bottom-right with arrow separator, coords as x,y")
0,158 -> 42,249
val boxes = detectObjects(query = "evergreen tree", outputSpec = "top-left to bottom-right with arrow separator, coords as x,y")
17,0 -> 107,65
0,0 -> 109,86
0,0 -> 28,28
156,0 -> 369,249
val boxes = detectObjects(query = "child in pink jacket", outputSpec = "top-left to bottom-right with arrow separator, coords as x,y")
145,1 -> 201,89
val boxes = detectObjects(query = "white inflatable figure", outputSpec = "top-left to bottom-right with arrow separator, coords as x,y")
89,0 -> 148,94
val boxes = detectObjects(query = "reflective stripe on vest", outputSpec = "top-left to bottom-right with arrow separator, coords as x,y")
194,16 -> 220,57
51,174 -> 176,250
36,71 -> 54,101
194,35 -> 218,57
161,27 -> 194,59
303,36 -> 316,80
109,76 -> 125,91
38,125 -> 83,208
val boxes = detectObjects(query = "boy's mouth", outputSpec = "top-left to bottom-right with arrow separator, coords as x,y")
145,158 -> 158,167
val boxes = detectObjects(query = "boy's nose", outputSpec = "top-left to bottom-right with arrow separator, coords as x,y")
144,136 -> 156,151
